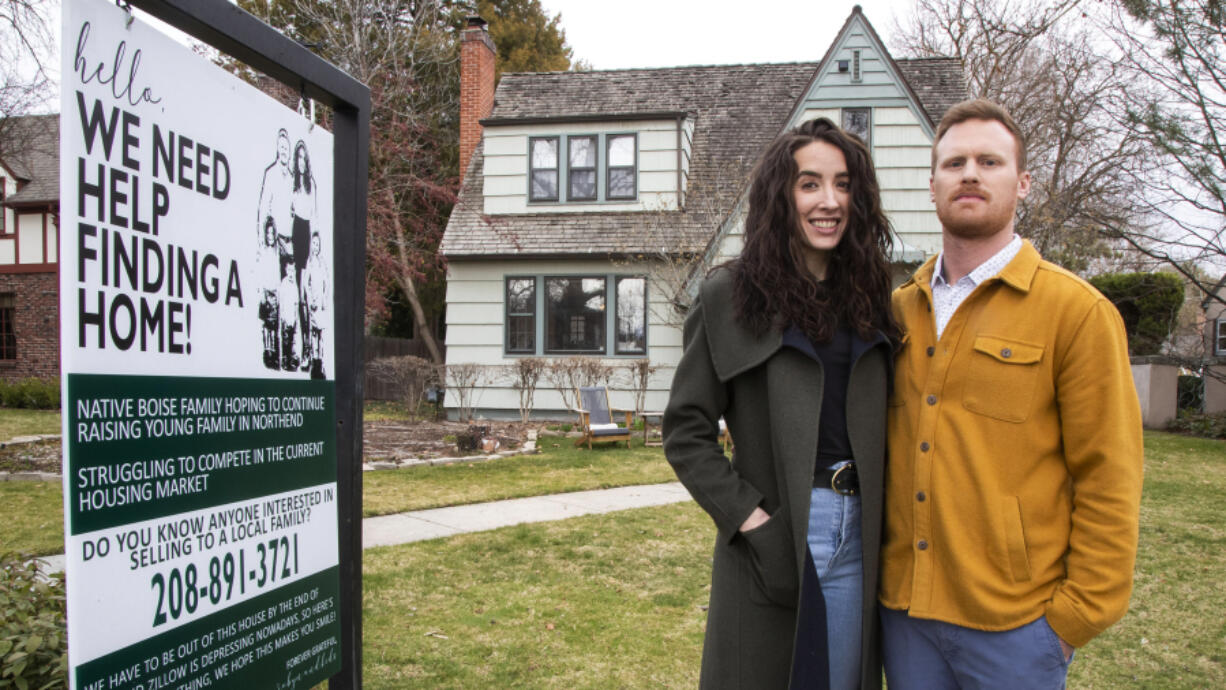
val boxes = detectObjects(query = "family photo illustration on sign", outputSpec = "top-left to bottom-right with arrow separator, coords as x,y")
257,128 -> 328,379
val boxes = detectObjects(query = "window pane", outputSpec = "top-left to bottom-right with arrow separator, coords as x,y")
569,170 -> 596,200
608,135 -> 634,166
531,170 -> 558,200
0,293 -> 14,360
569,137 -> 595,167
531,138 -> 558,168
616,277 -> 646,354
608,168 -> 635,199
508,315 -> 535,352
507,278 -> 535,313
842,108 -> 870,146
546,277 -> 606,353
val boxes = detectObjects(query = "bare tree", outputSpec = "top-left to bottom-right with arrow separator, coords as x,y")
1097,0 -> 1226,305
0,0 -> 54,134
892,0 -> 1147,272
504,357 -> 546,423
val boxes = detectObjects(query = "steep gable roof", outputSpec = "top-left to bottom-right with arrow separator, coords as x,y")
442,62 -> 816,257
0,114 -> 59,206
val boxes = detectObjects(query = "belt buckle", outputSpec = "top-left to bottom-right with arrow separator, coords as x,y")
830,464 -> 857,496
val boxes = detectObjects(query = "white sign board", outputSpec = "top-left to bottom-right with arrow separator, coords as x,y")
60,2 -> 341,688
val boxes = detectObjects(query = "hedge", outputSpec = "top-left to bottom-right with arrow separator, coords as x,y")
1088,272 -> 1184,356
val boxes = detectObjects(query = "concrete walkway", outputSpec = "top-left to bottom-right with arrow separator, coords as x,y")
37,482 -> 691,574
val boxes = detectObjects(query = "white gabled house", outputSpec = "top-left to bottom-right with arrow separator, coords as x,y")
439,7 -> 966,420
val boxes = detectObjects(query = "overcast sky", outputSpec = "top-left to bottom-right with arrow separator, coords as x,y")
35,0 -> 915,110
537,0 -> 912,69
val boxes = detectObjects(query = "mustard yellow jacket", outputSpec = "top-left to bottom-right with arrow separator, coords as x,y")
881,241 -> 1143,648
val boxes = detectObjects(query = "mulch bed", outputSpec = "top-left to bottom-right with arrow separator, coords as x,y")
1,420 -> 540,475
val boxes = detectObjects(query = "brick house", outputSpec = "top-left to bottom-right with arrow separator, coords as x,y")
439,8 -> 965,419
0,114 -> 60,382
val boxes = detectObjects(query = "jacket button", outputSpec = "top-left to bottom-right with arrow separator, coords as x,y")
917,540 -> 929,551
926,395 -> 937,405
1001,348 -> 1012,358
926,346 -> 935,357
916,491 -> 926,502
920,441 -> 930,452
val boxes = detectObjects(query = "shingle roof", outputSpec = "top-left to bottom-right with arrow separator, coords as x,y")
0,114 -> 59,206
441,58 -> 964,258
895,58 -> 966,125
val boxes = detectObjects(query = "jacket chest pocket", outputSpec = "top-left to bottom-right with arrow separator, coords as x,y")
962,335 -> 1045,423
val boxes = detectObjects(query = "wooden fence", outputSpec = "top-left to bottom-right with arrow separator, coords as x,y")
364,335 -> 436,401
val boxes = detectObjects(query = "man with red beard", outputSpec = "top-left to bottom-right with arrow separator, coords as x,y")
879,99 -> 1143,688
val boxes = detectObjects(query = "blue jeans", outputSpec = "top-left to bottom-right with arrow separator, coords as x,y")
806,465 -> 862,690
880,606 -> 1072,689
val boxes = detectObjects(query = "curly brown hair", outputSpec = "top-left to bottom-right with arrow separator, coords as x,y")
731,117 -> 899,343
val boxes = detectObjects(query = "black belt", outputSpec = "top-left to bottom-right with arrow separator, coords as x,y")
814,462 -> 859,496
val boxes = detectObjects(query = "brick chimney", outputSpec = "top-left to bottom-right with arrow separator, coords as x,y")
460,16 -> 496,185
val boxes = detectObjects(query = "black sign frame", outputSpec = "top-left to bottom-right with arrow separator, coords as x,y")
123,2 -> 369,687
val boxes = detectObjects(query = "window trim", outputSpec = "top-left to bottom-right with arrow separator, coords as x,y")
841,107 -> 872,149
543,275 -> 608,355
605,133 -> 638,200
614,275 -> 648,355
528,136 -> 560,202
566,135 -> 598,201
1216,317 -> 1226,356
504,276 -> 537,354
503,273 -> 648,357
0,293 -> 15,361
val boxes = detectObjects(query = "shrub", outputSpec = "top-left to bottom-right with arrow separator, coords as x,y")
504,358 -> 547,423
1169,410 -> 1226,440
0,554 -> 67,689
0,378 -> 60,410
1088,272 -> 1184,356
367,356 -> 442,417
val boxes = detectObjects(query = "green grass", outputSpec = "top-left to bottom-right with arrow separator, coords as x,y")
1065,432 -> 1226,688
0,408 -> 61,440
0,481 -> 64,556
364,431 -> 1226,688
363,437 -> 676,516
362,501 -> 708,688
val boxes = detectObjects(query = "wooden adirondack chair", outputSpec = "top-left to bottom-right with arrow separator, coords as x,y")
574,386 -> 634,449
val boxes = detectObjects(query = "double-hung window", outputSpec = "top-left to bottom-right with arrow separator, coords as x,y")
506,278 -> 536,353
568,136 -> 597,201
529,137 -> 560,201
606,134 -> 636,199
505,275 -> 648,356
528,133 -> 637,203
0,293 -> 14,361
1217,318 -> 1226,356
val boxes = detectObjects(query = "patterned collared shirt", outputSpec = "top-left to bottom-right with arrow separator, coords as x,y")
930,234 -> 1023,338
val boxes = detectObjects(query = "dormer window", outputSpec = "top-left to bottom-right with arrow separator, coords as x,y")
529,137 -> 560,201
568,136 -> 597,200
526,133 -> 638,203
607,134 -> 637,199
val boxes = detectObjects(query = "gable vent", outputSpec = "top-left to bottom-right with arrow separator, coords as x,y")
853,50 -> 862,82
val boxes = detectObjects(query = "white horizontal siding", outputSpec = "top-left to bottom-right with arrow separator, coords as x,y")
445,258 -> 684,417
873,146 -> 932,169
874,124 -> 930,148
881,190 -> 937,212
478,119 -> 683,215
877,168 -> 931,189
875,107 -> 922,126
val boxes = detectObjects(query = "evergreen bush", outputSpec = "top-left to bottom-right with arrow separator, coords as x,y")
1088,272 -> 1184,356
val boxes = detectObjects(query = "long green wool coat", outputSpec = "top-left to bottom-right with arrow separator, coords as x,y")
663,268 -> 889,690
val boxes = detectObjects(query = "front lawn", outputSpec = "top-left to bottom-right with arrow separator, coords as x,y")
0,408 -> 61,440
362,436 -> 676,516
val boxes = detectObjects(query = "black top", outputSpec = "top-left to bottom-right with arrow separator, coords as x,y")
813,323 -> 854,467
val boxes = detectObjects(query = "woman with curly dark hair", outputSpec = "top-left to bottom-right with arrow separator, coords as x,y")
664,118 -> 898,690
